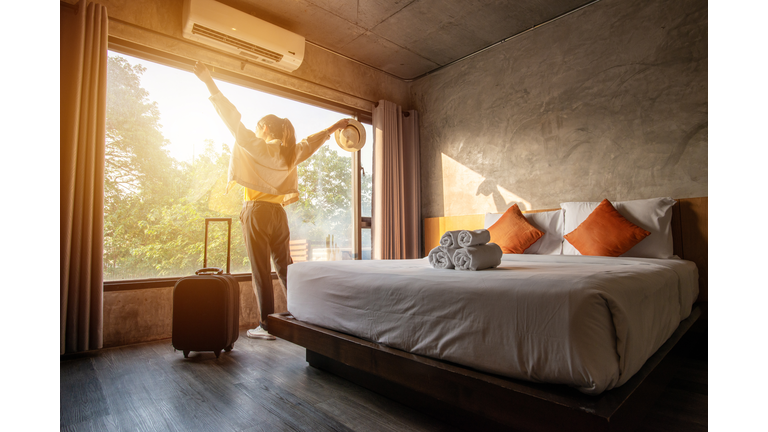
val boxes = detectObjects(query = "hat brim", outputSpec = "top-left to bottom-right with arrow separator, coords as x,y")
334,119 -> 366,152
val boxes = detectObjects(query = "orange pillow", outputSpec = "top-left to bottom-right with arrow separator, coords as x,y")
487,204 -> 544,254
564,199 -> 651,257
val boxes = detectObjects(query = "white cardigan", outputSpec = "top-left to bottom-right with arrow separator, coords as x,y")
209,92 -> 331,206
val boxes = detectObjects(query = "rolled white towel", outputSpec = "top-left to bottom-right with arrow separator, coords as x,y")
453,243 -> 503,271
428,245 -> 458,269
457,229 -> 491,248
439,230 -> 461,248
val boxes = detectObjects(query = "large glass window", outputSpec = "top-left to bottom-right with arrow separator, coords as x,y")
104,51 -> 371,281
360,128 -> 373,260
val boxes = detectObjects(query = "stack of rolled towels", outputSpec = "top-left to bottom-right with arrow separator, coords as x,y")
428,229 -> 503,271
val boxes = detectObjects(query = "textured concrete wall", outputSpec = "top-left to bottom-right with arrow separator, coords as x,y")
63,0 -> 410,110
103,279 -> 286,347
411,0 -> 708,217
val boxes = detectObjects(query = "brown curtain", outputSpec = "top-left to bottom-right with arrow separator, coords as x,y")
61,0 -> 108,354
372,100 -> 421,259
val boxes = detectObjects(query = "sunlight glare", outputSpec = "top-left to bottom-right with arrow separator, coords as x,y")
109,52 -> 353,164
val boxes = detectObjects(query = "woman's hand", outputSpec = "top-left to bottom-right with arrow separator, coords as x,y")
193,61 -> 213,83
193,61 -> 221,96
327,118 -> 350,134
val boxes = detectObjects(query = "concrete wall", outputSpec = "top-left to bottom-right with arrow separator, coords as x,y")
411,0 -> 708,217
63,0 -> 410,111
103,279 -> 286,347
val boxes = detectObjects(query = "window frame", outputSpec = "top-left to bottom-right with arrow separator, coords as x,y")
103,37 -> 373,292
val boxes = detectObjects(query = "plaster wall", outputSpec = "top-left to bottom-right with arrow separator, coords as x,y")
103,279 -> 286,347
411,0 -> 708,217
63,0 -> 410,111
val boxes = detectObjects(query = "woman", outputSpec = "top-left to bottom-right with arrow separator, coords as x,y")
193,61 -> 349,340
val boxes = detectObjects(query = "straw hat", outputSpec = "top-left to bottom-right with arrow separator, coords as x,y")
334,119 -> 366,152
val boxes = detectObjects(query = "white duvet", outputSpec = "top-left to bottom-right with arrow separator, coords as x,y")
287,254 -> 698,395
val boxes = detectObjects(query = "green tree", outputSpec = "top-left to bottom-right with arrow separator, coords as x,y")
104,56 -> 178,279
127,142 -> 249,277
105,56 -> 178,203
289,145 -> 353,247
361,168 -> 372,217
103,53 -> 359,279
104,56 -> 245,279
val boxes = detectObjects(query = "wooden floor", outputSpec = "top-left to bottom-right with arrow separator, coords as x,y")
60,328 -> 707,432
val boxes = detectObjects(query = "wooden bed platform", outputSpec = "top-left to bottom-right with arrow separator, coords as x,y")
269,306 -> 700,431
268,196 -> 707,431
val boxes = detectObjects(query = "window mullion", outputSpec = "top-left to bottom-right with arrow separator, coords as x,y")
352,114 -> 362,259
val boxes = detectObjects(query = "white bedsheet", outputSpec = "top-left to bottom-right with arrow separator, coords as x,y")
287,254 -> 698,395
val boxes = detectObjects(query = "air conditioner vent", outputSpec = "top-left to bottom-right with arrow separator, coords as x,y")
191,23 -> 283,62
182,0 -> 304,72
239,51 -> 275,64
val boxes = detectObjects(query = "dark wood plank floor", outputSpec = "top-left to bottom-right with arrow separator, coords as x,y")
61,327 -> 707,432
636,325 -> 708,432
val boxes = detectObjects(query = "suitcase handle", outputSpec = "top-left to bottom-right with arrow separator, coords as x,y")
195,267 -> 224,275
203,217 -> 232,274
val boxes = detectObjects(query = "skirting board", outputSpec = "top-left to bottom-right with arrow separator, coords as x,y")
268,305 -> 701,432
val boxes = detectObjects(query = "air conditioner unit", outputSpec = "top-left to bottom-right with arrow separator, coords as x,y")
182,0 -> 305,73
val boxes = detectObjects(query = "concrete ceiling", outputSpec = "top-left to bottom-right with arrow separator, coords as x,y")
218,0 -> 596,80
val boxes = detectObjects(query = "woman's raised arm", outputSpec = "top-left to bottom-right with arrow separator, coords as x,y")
193,61 -> 221,96
324,118 -> 350,136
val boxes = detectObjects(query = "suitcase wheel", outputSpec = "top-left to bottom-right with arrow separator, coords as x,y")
214,349 -> 222,358
183,350 -> 190,358
225,343 -> 234,352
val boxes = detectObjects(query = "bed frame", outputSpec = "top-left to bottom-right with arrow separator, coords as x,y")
268,197 -> 707,432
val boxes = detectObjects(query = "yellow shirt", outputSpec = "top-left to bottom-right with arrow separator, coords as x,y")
244,188 -> 284,203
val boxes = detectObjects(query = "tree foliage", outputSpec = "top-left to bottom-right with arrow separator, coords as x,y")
105,56 -> 177,203
291,145 -> 353,245
103,55 -> 359,280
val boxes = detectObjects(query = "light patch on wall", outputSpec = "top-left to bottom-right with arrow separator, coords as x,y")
441,153 -> 531,216
497,185 -> 531,211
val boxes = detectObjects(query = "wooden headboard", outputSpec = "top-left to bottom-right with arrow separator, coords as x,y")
423,197 -> 708,302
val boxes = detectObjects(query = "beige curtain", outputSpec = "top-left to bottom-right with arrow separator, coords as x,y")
61,0 -> 108,354
372,100 -> 421,259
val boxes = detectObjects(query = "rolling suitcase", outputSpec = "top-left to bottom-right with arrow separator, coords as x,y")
172,217 -> 240,358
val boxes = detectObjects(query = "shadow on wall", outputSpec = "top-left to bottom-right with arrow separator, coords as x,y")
441,153 -> 531,216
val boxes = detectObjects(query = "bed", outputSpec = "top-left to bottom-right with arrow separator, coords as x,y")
268,196 -> 707,431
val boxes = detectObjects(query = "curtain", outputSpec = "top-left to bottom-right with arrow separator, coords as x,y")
61,0 -> 108,354
372,100 -> 421,260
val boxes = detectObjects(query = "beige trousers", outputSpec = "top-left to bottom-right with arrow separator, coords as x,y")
239,201 -> 291,330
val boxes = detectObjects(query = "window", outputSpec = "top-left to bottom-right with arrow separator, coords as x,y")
360,137 -> 373,260
104,51 -> 372,281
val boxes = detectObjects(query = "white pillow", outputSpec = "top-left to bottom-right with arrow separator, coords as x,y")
485,209 -> 563,255
560,197 -> 676,258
